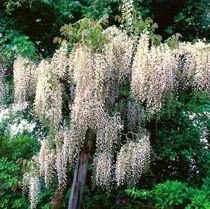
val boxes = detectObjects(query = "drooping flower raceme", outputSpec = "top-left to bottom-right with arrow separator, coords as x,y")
13,56 -> 37,103
131,33 -> 178,114
178,41 -> 210,91
38,140 -> 55,187
51,42 -> 69,80
34,60 -> 63,128
121,0 -> 134,32
0,77 -> 8,107
115,135 -> 150,185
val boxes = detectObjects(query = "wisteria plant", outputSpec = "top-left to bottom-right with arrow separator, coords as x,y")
14,27 -> 209,209
0,1 -> 209,209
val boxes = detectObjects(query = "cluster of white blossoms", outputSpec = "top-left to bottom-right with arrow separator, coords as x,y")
115,135 -> 150,185
13,56 -> 37,103
94,152 -> 112,188
0,102 -> 40,138
0,62 -> 8,107
28,176 -> 40,209
178,41 -> 210,91
131,33 -> 210,114
38,140 -> 55,186
104,26 -> 134,81
93,115 -> 123,188
34,60 -> 63,128
0,103 -> 27,124
0,77 -> 8,107
51,42 -> 69,79
11,26 -> 209,208
131,32 -> 179,114
121,0 -> 134,32
9,119 -> 36,137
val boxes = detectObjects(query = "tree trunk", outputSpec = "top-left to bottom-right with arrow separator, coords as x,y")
51,167 -> 72,209
68,129 -> 94,209
50,187 -> 66,209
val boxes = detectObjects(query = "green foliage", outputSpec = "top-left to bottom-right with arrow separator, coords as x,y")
1,0 -> 119,57
1,0 -> 71,57
133,0 -> 209,41
1,0 -> 208,63
147,91 -> 210,185
60,18 -> 109,50
0,135 -> 38,209
0,27 -> 36,68
154,181 -> 189,208
133,16 -> 161,45
82,187 -> 114,209
4,0 -> 33,14
0,30 -> 36,59
0,134 -> 54,209
36,186 -> 55,209
166,0 -> 209,41
134,0 -> 154,18
126,180 -> 210,209
186,190 -> 210,209
82,0 -> 114,20
0,135 -> 39,160
0,158 -> 29,209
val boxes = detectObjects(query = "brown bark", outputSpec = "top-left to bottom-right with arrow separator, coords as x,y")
51,168 -> 72,209
68,129 -> 94,209
50,186 -> 66,209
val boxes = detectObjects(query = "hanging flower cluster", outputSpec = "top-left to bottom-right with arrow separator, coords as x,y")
115,135 -> 150,185
38,139 -> 55,186
23,167 -> 40,209
51,42 -> 69,79
0,77 -> 8,107
93,115 -> 123,188
178,41 -> 210,91
0,60 -> 8,107
121,0 -> 134,32
131,33 -> 179,114
28,176 -> 40,209
131,33 -> 210,114
13,56 -> 37,103
93,152 -> 113,188
104,26 -> 134,82
34,60 -> 63,128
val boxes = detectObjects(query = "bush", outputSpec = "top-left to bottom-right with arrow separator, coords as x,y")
126,180 -> 210,209
154,180 -> 189,208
